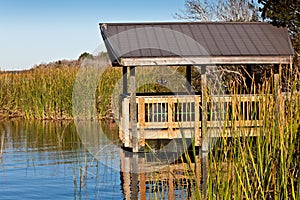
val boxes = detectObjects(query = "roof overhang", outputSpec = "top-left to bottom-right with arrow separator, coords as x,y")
100,22 -> 294,67
120,55 -> 293,66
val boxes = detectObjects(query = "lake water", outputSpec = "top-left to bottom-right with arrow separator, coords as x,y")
0,120 -> 203,200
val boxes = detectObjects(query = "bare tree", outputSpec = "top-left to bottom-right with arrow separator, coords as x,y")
175,0 -> 259,22
175,0 -> 261,93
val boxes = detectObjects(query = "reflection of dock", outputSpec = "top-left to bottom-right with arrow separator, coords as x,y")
120,149 -> 206,199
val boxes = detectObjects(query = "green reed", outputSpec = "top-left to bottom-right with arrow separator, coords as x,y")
96,67 -> 122,118
0,65 -> 78,119
0,59 -> 124,120
133,65 -> 299,199
175,66 -> 300,199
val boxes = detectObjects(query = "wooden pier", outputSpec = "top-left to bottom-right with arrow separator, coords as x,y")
100,22 -> 294,152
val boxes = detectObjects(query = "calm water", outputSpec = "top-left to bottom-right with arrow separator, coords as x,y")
0,120 -> 203,200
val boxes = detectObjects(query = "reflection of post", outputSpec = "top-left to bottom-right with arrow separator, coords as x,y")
139,157 -> 146,200
120,150 -> 131,200
120,150 -> 206,199
202,152 -> 208,199
131,154 -> 139,200
168,170 -> 174,200
196,155 -> 201,192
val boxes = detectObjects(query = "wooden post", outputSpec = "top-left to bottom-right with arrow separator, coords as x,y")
274,64 -> 280,95
274,64 -> 284,123
119,99 -> 124,143
123,98 -> 130,147
130,67 -> 138,152
123,67 -> 128,95
186,65 -> 192,93
194,96 -> 200,146
201,66 -> 208,152
138,97 -> 145,148
168,97 -> 174,138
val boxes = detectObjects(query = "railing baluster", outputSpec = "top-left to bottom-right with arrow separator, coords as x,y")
156,102 -> 158,122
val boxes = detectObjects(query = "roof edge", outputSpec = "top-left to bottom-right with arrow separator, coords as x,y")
99,21 -> 272,27
118,55 -> 293,67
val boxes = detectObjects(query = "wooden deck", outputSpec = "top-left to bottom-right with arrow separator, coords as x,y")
119,93 -> 267,150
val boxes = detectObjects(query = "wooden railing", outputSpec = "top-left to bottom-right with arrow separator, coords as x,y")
138,95 -> 200,129
119,94 -> 266,147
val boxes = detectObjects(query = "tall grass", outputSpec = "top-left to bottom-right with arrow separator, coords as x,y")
173,66 -> 300,199
0,65 -> 78,119
96,67 -> 122,118
144,66 -> 299,199
0,59 -> 124,120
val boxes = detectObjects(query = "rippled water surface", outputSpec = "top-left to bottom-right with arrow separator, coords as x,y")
0,120 -> 203,200
0,120 -> 123,200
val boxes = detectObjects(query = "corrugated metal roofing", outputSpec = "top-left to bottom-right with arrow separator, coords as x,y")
99,22 -> 294,66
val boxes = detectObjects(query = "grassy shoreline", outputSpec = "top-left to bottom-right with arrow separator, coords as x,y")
0,58 -> 123,121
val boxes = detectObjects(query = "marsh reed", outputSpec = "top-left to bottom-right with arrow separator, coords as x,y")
0,64 -> 78,119
142,66 -> 299,199
167,66 -> 300,199
0,59 -> 124,120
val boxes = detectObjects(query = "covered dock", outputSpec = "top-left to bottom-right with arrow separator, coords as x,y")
100,22 -> 294,152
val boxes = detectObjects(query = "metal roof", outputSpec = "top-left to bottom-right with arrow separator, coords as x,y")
100,22 -> 294,66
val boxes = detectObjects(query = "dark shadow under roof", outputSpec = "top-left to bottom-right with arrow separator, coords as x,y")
100,22 -> 294,66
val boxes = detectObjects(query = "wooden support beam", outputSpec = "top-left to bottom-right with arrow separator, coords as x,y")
274,64 -> 285,123
119,99 -> 124,142
274,64 -> 280,94
201,66 -> 208,152
130,67 -> 139,152
138,97 -> 145,147
194,96 -> 200,146
168,97 -> 174,138
123,98 -> 130,147
120,56 -> 292,66
123,67 -> 128,95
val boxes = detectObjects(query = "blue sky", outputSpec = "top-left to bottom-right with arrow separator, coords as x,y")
0,0 -> 186,70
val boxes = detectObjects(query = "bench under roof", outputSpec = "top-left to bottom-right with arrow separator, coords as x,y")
100,22 -> 294,66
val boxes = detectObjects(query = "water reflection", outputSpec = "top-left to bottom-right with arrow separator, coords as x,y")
0,120 -> 207,199
119,149 -> 207,200
0,120 -> 122,200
